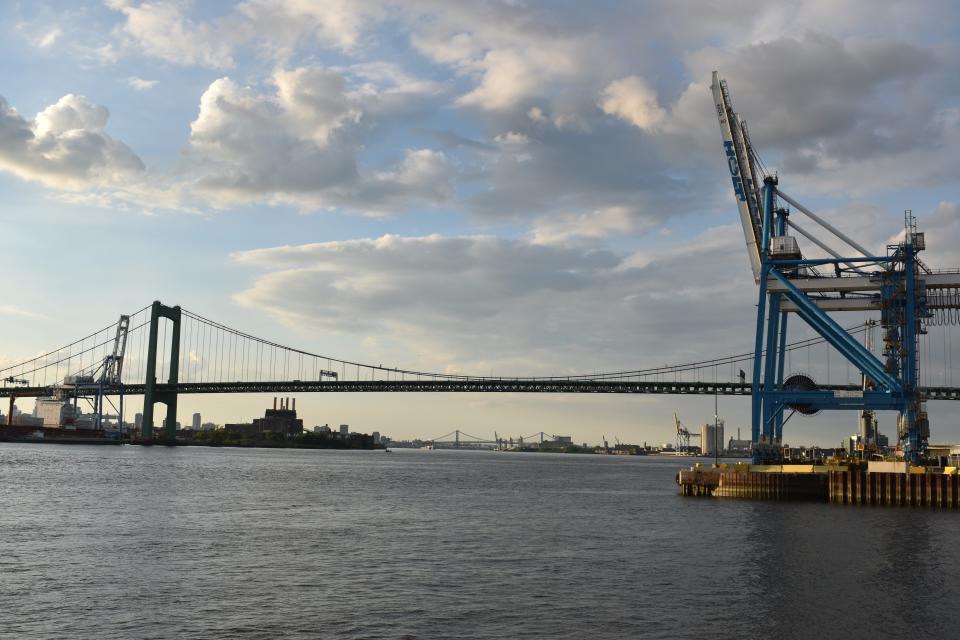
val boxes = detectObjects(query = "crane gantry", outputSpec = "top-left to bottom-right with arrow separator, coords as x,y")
711,71 -> 960,463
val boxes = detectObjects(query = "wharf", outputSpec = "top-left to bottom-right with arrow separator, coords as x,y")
677,462 -> 960,508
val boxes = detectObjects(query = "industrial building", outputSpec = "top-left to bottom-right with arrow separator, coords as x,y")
537,435 -> 573,451
225,397 -> 303,437
726,438 -> 752,456
34,397 -> 78,427
701,421 -> 725,457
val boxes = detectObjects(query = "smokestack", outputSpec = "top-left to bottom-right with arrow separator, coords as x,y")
273,397 -> 277,410
292,398 -> 296,411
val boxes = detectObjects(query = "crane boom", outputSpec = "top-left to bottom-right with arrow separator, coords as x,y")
711,71 -> 763,282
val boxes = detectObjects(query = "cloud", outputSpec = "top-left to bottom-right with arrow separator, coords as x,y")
106,0 -> 235,69
531,206 -> 649,245
186,70 -> 452,213
669,32 -> 957,194
0,305 -> 48,320
456,48 -> 557,111
599,76 -> 666,131
237,0 -> 385,55
127,76 -> 158,91
232,230 -> 756,375
272,67 -> 361,145
105,0 -> 386,66
35,26 -> 62,49
10,2 -> 960,232
0,94 -> 144,189
187,75 -> 357,202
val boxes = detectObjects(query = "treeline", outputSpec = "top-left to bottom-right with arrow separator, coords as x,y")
189,430 -> 377,449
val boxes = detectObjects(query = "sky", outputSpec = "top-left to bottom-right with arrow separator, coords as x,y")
2,0 -> 960,446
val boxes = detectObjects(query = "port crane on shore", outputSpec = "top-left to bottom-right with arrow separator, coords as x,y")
674,413 -> 700,453
712,71 -> 960,462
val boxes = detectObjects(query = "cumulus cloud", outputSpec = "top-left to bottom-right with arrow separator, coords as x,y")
272,67 -> 361,145
0,94 -> 144,189
237,0 -> 385,55
187,75 -> 357,201
106,0 -> 387,66
456,48 -> 560,111
107,0 -> 235,68
599,76 -> 666,131
11,1 -> 960,230
187,69 -> 452,213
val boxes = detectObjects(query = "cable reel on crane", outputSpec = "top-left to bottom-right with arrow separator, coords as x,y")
782,372 -> 820,417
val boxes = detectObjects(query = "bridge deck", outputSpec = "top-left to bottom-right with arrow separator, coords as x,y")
2,380 -> 960,400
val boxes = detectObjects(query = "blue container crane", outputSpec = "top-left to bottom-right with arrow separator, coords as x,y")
710,71 -> 960,463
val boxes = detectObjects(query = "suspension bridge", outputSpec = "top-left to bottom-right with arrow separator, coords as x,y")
2,301 -> 959,444
4,72 -> 960,462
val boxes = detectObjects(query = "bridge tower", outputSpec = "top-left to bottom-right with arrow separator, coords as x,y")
141,301 -> 182,442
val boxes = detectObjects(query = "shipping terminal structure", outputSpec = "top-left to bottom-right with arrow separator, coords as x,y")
679,72 -> 960,507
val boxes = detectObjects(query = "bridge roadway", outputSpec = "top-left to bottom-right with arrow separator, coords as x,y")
3,379 -> 960,400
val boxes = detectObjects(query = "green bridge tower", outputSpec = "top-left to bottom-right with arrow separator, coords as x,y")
141,301 -> 181,442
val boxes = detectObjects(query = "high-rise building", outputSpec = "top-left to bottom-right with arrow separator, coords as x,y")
339,424 -> 349,435
192,413 -> 201,430
372,431 -> 381,444
135,413 -> 143,430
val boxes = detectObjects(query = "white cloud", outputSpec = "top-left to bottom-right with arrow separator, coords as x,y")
0,94 -> 144,189
36,26 -> 62,49
531,206 -> 648,245
127,76 -> 158,91
107,0 -> 235,69
187,75 -> 357,203
8,1 -> 960,233
237,0 -> 384,54
599,76 -> 666,131
186,70 -> 452,213
456,49 -> 543,111
272,67 -> 361,145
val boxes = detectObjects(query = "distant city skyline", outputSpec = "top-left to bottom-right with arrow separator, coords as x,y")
2,2 -> 960,445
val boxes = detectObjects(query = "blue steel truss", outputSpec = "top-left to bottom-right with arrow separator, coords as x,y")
750,178 -> 930,462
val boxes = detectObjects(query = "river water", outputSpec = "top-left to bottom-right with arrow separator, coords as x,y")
1,444 -> 957,639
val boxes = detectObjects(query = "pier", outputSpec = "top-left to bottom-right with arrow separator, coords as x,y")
678,462 -> 960,508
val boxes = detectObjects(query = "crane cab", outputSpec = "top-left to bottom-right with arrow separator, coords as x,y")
769,235 -> 801,260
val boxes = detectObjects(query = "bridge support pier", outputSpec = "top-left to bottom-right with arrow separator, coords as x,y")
141,301 -> 181,443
